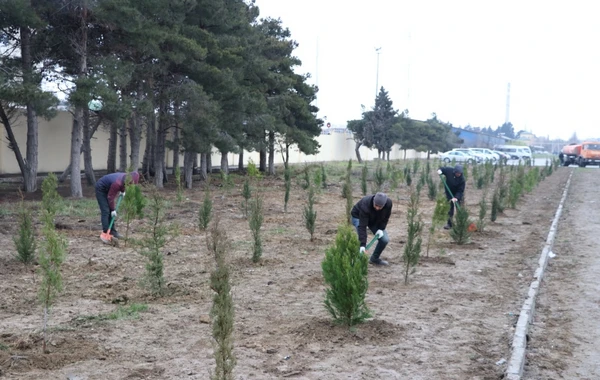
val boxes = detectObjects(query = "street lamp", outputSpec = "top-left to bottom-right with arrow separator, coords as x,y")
375,47 -> 382,100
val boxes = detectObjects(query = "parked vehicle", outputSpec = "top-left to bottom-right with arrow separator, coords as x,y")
493,145 -> 532,161
440,150 -> 476,164
560,142 -> 600,167
452,148 -> 483,163
492,150 -> 511,162
468,148 -> 498,162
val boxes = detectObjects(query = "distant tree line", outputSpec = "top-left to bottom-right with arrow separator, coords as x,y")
347,87 -> 463,163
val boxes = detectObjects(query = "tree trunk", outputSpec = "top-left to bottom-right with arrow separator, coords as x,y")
154,98 -> 168,187
20,26 -> 38,192
70,108 -> 84,198
129,81 -> 144,171
354,141 -> 363,164
220,151 -> 229,175
238,148 -> 244,172
118,119 -> 128,172
285,143 -> 290,168
69,3 -> 88,198
107,120 -> 117,173
172,124 -> 180,171
0,105 -> 28,183
184,151 -> 194,189
207,152 -> 212,175
200,153 -> 208,180
259,146 -> 266,172
82,107 -> 95,185
142,113 -> 156,179
268,131 -> 275,175
59,116 -> 102,182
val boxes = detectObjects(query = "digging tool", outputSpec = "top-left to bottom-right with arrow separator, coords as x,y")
439,174 -> 477,232
366,234 -> 379,250
100,192 -> 124,242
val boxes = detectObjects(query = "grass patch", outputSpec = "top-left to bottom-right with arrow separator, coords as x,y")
57,198 -> 98,218
0,342 -> 9,351
74,303 -> 148,324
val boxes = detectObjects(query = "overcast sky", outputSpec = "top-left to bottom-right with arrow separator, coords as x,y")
254,0 -> 600,140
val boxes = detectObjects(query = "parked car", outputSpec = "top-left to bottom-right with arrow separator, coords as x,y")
492,150 -> 511,162
452,149 -> 483,163
440,150 -> 477,164
493,145 -> 532,161
468,148 -> 498,162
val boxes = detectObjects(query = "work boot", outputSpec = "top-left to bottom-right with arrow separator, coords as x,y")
111,230 -> 123,239
369,258 -> 389,266
443,219 -> 452,230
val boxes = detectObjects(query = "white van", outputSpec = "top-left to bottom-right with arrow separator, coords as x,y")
493,145 -> 532,161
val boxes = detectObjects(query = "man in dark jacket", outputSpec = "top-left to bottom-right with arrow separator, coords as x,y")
438,165 -> 466,229
350,192 -> 392,266
95,171 -> 140,242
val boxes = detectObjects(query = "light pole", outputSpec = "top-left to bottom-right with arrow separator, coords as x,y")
375,47 -> 381,100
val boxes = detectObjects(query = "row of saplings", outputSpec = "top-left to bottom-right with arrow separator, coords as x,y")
9,158 -> 559,379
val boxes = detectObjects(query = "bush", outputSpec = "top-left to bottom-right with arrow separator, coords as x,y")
322,224 -> 371,326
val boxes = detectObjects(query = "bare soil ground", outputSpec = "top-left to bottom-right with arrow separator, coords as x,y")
0,164 -> 570,379
524,168 -> 600,380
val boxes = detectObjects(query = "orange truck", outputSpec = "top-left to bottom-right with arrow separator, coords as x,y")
560,142 -> 600,167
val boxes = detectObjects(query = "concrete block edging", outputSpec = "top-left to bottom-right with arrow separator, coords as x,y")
505,170 -> 574,380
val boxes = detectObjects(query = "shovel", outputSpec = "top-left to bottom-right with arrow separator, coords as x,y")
439,174 -> 477,232
100,192 -> 124,242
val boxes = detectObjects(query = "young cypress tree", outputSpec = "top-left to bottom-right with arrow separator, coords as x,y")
199,186 -> 213,231
175,165 -> 184,203
361,164 -> 368,195
450,204 -> 471,245
241,177 -> 251,218
322,224 -> 371,326
13,199 -> 37,264
320,163 -> 327,189
249,193 -> 264,263
403,191 -> 423,284
284,165 -> 291,213
491,189 -> 500,222
477,193 -> 488,232
303,186 -> 317,241
207,216 -> 236,380
122,182 -> 146,246
426,192 -> 450,256
38,173 -> 67,352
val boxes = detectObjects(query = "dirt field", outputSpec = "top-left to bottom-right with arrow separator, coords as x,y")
524,168 -> 600,380
0,163 -> 571,379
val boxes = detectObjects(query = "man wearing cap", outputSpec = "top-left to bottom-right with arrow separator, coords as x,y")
350,192 -> 393,266
437,165 -> 466,229
95,171 -> 140,242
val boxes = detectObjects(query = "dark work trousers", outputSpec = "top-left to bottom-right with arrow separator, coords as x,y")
95,188 -> 115,233
448,199 -> 463,222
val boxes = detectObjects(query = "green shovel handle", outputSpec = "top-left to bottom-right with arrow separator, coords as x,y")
107,193 -> 124,232
439,174 -> 461,211
366,234 -> 379,250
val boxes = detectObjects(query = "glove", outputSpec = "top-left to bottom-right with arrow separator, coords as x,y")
121,191 -> 126,198
376,229 -> 384,239
359,247 -> 366,254
111,210 -> 117,218
437,169 -> 443,175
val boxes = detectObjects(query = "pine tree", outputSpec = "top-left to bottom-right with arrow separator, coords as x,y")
122,182 -> 146,246
426,193 -> 450,256
450,205 -> 471,245
199,186 -> 213,231
322,224 -> 371,326
241,177 -> 251,218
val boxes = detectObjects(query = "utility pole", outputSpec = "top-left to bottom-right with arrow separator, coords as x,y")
375,47 -> 382,100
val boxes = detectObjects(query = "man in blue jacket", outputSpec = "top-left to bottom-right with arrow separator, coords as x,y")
95,171 -> 140,242
350,192 -> 392,266
438,165 -> 466,229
